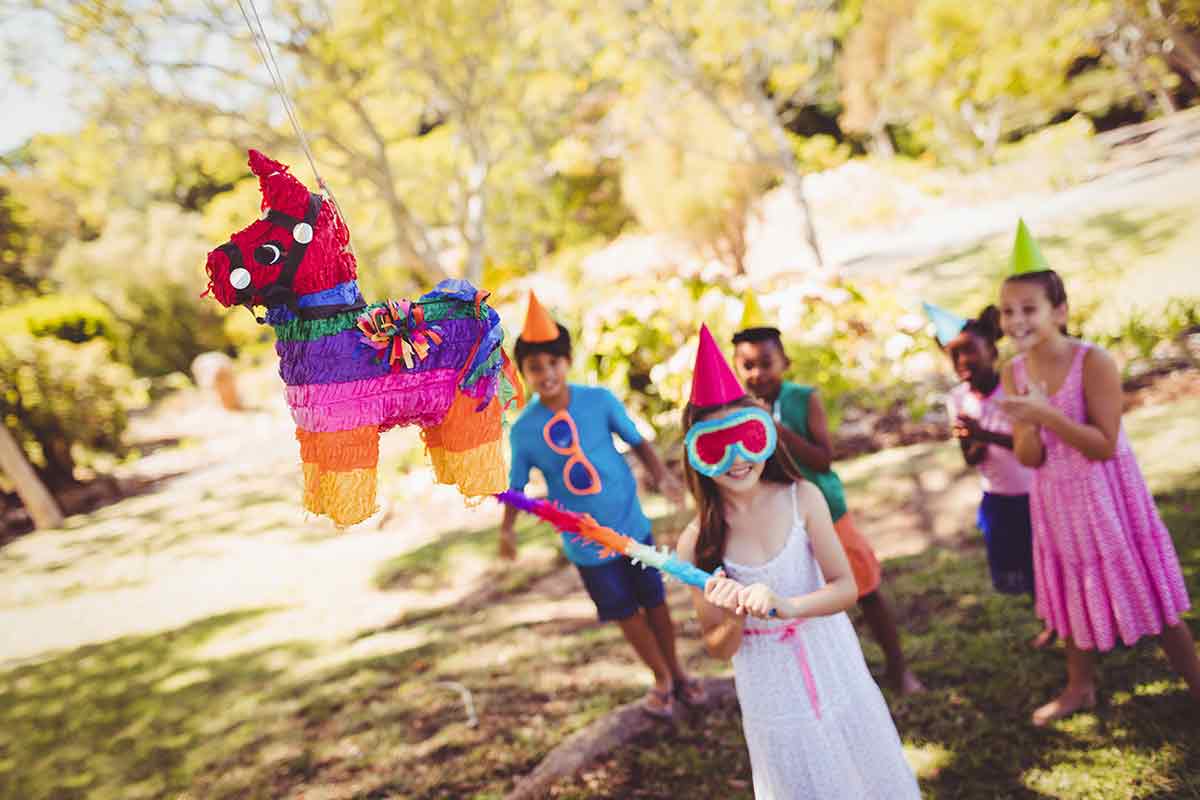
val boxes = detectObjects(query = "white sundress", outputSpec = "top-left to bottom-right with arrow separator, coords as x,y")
723,485 -> 920,800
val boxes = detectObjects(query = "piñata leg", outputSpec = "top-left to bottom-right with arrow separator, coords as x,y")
296,425 -> 380,526
421,390 -> 506,498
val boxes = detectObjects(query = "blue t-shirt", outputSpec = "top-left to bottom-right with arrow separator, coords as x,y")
508,384 -> 652,566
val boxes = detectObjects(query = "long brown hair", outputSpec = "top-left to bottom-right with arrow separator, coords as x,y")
682,397 -> 803,573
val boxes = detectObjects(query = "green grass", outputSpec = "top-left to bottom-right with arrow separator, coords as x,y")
545,398 -> 1200,800
900,201 -> 1200,348
2,401 -> 1197,799
546,485 -> 1200,800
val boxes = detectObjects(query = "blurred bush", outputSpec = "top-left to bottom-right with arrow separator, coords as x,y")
576,275 -> 942,444
0,294 -> 122,351
0,333 -> 147,486
52,204 -> 233,377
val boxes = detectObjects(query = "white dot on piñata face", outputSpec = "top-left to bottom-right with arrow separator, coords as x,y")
230,268 -> 251,290
293,222 -> 313,244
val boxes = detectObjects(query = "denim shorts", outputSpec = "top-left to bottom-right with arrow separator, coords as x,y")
576,546 -> 666,622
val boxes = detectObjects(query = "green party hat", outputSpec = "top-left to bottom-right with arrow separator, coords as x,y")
1010,218 -> 1050,274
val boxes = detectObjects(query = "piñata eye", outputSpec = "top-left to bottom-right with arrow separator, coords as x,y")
255,242 -> 283,265
229,268 -> 252,290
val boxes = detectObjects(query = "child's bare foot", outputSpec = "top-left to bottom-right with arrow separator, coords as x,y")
1028,626 -> 1057,650
673,677 -> 709,707
641,686 -> 674,720
888,669 -> 926,696
1031,686 -> 1096,726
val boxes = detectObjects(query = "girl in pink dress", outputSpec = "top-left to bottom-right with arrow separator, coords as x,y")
997,269 -> 1200,726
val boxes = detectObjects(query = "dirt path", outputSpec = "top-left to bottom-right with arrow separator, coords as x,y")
0,385 -> 506,666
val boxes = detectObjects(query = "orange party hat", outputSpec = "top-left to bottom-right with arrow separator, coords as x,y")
521,291 -> 560,343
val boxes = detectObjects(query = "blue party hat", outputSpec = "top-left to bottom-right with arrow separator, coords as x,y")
922,301 -> 967,346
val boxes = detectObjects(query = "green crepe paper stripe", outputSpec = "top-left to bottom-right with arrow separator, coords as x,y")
272,307 -> 364,341
464,346 -> 503,387
273,298 -> 493,342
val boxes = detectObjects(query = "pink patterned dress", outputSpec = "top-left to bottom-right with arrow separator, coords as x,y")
1013,342 -> 1191,651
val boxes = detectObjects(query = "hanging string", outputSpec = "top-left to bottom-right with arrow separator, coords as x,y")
234,0 -> 356,258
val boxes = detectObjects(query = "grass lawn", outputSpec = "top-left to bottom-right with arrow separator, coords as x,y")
1,398 -> 1197,799
894,184 -> 1200,342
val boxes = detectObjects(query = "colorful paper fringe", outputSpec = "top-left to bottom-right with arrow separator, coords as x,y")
495,490 -> 715,589
357,299 -> 444,369
276,279 -> 521,527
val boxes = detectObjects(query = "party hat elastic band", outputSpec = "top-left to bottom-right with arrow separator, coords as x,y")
690,324 -> 746,407
521,291 -> 560,343
922,301 -> 967,346
1010,218 -> 1050,274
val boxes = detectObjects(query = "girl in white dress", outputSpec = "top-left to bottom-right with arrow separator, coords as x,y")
677,327 -> 919,799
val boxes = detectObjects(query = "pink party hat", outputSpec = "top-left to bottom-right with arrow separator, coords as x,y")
690,324 -> 746,407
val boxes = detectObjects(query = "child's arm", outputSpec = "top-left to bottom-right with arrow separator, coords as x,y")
776,392 -> 833,473
501,436 -> 532,560
678,520 -> 745,659
738,482 -> 857,619
498,505 -> 519,560
947,392 -> 987,466
631,441 -> 687,508
1001,350 -> 1122,463
1001,363 -> 1046,467
953,416 -> 989,466
954,415 -> 1014,463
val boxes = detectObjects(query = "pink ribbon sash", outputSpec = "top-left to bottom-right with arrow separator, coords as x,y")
744,620 -> 821,719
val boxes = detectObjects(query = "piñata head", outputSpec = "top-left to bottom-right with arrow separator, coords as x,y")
205,150 -> 358,315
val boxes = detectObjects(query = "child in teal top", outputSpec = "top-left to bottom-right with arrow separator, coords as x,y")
733,325 -> 925,695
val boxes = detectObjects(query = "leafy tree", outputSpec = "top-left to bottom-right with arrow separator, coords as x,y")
606,0 -> 842,270
22,0 -> 603,288
901,0 -> 1114,161
838,0 -> 918,156
52,204 -> 230,376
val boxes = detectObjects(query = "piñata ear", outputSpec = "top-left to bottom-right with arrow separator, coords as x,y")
248,149 -> 309,217
248,149 -> 287,178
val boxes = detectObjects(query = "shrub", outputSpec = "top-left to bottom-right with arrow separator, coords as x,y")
52,204 -> 233,377
0,334 -> 147,486
0,294 -> 124,354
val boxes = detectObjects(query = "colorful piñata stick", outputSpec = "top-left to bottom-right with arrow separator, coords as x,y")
495,490 -> 714,589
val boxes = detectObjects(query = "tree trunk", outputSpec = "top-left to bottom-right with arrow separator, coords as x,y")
761,109 -> 827,271
872,122 -> 896,158
349,97 -> 450,288
1147,0 -> 1200,86
779,167 -> 827,273
0,425 -> 64,530
462,157 -> 489,286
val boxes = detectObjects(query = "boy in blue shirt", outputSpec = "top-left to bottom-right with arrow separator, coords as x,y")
499,292 -> 704,718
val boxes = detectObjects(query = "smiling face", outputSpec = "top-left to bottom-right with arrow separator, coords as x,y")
520,351 -> 570,403
946,330 -> 997,386
204,150 -> 356,309
733,338 -> 788,402
1000,279 -> 1068,352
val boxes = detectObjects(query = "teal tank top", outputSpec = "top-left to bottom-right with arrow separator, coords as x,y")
773,381 -> 848,522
